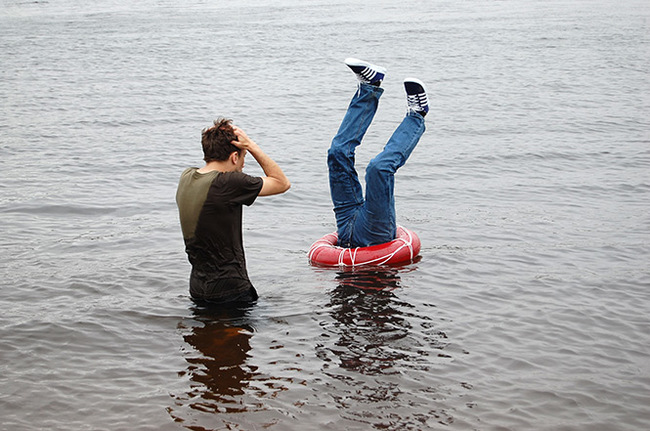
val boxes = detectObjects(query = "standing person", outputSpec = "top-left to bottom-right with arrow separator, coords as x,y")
327,58 -> 429,248
176,118 -> 290,304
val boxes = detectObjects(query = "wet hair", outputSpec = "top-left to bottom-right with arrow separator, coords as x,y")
201,117 -> 240,162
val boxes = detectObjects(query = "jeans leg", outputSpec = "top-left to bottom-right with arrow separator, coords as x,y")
328,84 -> 384,246
351,111 -> 426,247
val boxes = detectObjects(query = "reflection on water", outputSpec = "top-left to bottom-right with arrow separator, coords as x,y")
170,302 -> 262,422
317,266 -> 459,428
169,267 -> 463,430
324,267 -> 415,375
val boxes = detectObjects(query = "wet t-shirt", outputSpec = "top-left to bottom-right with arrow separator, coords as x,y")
176,168 -> 263,301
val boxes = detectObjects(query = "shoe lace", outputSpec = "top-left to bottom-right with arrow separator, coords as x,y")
407,92 -> 428,110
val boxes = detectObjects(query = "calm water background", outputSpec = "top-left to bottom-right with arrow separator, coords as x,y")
1,0 -> 649,429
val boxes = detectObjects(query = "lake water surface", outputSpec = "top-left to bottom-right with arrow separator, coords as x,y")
1,0 -> 649,429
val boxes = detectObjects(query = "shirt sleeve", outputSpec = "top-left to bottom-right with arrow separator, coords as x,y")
220,172 -> 263,206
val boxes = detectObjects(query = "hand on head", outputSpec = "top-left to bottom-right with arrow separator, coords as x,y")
231,126 -> 255,150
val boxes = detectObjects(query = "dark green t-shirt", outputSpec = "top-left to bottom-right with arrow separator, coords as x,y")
176,168 -> 263,300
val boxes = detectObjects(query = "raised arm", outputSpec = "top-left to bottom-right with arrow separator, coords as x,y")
232,126 -> 291,196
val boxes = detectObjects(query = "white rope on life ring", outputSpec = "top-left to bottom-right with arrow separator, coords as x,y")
308,226 -> 421,267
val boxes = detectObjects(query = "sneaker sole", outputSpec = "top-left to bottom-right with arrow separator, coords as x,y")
403,77 -> 427,93
344,57 -> 387,75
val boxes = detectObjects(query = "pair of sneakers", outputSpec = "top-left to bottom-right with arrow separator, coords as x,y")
345,58 -> 429,117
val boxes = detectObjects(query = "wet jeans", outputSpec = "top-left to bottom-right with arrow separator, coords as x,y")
328,83 -> 426,248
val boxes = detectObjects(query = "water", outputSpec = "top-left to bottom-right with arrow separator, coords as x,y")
1,0 -> 649,429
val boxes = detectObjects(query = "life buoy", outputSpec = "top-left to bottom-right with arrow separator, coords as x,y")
308,226 -> 421,267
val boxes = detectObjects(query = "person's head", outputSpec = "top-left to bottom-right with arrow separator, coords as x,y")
201,117 -> 241,163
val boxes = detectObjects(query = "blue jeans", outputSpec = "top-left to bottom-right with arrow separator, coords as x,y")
328,83 -> 426,248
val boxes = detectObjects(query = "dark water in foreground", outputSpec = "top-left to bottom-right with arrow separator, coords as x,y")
1,0 -> 649,429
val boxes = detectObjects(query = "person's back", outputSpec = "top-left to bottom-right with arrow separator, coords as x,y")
177,168 -> 263,302
176,118 -> 290,305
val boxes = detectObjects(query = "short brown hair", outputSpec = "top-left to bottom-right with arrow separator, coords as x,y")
201,117 -> 240,162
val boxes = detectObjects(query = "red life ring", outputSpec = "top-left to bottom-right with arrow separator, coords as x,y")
308,226 -> 421,267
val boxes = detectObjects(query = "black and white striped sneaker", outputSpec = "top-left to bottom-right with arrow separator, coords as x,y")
404,78 -> 429,116
344,58 -> 386,86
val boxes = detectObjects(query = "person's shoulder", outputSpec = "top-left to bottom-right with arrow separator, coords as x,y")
221,171 -> 259,182
180,167 -> 198,177
220,171 -> 263,190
